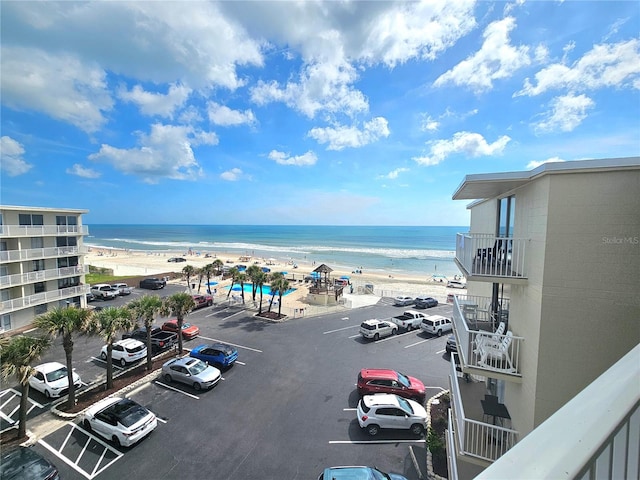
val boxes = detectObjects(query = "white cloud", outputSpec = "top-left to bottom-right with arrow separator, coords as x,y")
1,47 -> 112,133
413,131 -> 511,166
208,102 -> 256,127
88,123 -> 217,183
434,17 -> 531,93
0,136 -> 32,176
118,83 -> 191,118
220,167 -> 244,181
382,167 -> 409,180
308,117 -> 390,151
526,157 -> 565,170
66,163 -> 101,179
516,39 -> 640,96
534,93 -> 595,133
268,150 -> 317,166
421,115 -> 440,132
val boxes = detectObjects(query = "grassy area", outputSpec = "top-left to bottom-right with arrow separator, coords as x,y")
86,273 -> 131,284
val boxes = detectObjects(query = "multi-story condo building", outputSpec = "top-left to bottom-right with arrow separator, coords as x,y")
0,205 -> 90,333
445,157 -> 640,478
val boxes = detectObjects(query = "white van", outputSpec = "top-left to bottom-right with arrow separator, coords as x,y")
420,315 -> 452,337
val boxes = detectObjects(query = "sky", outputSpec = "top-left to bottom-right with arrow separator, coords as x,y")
1,1 -> 639,226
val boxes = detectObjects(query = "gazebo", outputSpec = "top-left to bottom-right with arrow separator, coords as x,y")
306,263 -> 344,306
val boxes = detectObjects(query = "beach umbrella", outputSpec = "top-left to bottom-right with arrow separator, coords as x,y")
261,267 -> 271,273
340,275 -> 350,280
207,281 -> 218,286
310,272 -> 321,278
280,271 -> 288,275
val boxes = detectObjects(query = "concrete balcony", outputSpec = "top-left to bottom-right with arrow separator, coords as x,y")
0,284 -> 91,314
448,357 -> 519,467
0,265 -> 89,288
455,233 -> 528,284
452,295 -> 523,381
0,225 -> 89,237
0,245 -> 87,262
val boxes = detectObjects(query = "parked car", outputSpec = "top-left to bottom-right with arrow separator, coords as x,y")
359,319 -> 397,340
161,357 -> 221,391
111,283 -> 133,295
167,257 -> 186,262
189,343 -> 238,369
393,295 -> 414,306
0,446 -> 60,480
318,466 -> 408,480
357,393 -> 427,436
357,368 -> 426,403
446,335 -> 458,354
122,326 -> 177,353
28,362 -> 82,398
420,315 -> 452,337
101,339 -> 146,367
139,278 -> 166,290
90,283 -> 118,300
414,296 -> 438,309
161,319 -> 199,339
191,294 -> 213,309
447,279 -> 467,289
86,292 -> 96,302
81,397 -> 157,447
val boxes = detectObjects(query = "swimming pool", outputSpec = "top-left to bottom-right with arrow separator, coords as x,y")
225,284 -> 296,296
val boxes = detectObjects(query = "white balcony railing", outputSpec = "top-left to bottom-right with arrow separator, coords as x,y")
0,225 -> 89,237
0,265 -> 89,288
477,345 -> 640,479
453,295 -> 523,378
0,245 -> 87,262
0,284 -> 91,314
455,233 -> 528,280
445,409 -> 459,480
448,356 -> 518,463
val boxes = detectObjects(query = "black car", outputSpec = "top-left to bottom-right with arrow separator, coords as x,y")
0,447 -> 59,480
446,335 -> 457,354
139,278 -> 166,289
167,257 -> 186,263
414,296 -> 438,309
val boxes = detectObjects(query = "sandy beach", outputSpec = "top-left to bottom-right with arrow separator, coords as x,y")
85,247 -> 462,312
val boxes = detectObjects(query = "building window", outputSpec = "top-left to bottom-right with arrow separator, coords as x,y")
59,277 -> 80,288
34,304 -> 47,315
31,237 -> 44,249
34,282 -> 45,294
33,259 -> 45,271
19,214 -> 44,226
56,237 -> 77,247
1,314 -> 11,332
497,196 -> 516,237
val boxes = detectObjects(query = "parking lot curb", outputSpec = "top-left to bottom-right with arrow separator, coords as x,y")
425,389 -> 449,480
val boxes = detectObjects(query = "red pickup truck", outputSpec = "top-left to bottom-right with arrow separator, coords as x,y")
192,294 -> 213,309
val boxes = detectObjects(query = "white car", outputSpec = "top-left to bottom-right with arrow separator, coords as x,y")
359,319 -> 397,340
28,362 -> 82,398
420,315 -> 453,337
357,393 -> 427,436
447,280 -> 467,289
82,397 -> 157,447
101,339 -> 146,366
111,283 -> 133,295
91,283 -> 119,299
393,295 -> 414,306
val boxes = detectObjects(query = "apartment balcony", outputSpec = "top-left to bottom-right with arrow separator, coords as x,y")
0,245 -> 88,263
0,284 -> 91,314
447,356 -> 519,468
452,295 -> 523,381
0,225 -> 89,237
455,233 -> 528,284
477,344 -> 639,480
0,265 -> 89,289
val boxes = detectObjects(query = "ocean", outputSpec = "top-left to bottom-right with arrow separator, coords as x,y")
86,225 -> 463,278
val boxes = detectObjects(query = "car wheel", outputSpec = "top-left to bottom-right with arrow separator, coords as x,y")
100,352 -> 107,361
119,358 -> 126,367
44,390 -> 51,399
207,301 -> 212,306
164,374 -> 172,383
112,435 -> 121,447
392,329 -> 397,335
193,382 -> 202,391
373,333 -> 380,341
411,423 -> 425,436
437,329 -> 442,337
83,419 -> 92,432
366,424 -> 380,436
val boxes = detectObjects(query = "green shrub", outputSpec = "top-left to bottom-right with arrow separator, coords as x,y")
426,426 -> 445,460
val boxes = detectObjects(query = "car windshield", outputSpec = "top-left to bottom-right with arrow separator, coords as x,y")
182,323 -> 191,330
45,367 -> 68,382
187,360 -> 207,375
360,322 -> 375,330
396,396 -> 413,414
396,371 -> 411,388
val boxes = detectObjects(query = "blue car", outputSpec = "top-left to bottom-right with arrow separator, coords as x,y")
189,343 -> 238,369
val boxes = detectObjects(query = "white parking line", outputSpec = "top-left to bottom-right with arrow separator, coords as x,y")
235,361 -> 246,366
197,336 -> 262,353
436,349 -> 445,354
324,325 -> 359,334
154,380 -> 200,399
88,356 -> 125,370
343,408 -> 357,411
156,417 -> 167,424
329,439 -> 426,445
376,330 -> 415,343
404,338 -> 432,348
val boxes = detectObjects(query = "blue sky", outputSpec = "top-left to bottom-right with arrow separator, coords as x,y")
1,1 -> 639,226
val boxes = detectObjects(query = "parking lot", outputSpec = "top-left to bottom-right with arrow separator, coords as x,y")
3,293 -> 454,479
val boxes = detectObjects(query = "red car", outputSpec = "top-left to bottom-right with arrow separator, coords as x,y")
357,368 -> 426,403
191,294 -> 213,309
161,319 -> 200,340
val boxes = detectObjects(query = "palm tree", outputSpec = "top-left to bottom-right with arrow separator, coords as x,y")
160,293 -> 195,356
85,307 -> 134,390
201,263 -> 215,294
128,295 -> 164,371
267,272 -> 284,313
246,265 -> 262,303
212,259 -> 224,276
271,275 -> 290,317
196,267 -> 205,293
1,335 -> 51,438
236,272 -> 248,304
226,267 -> 240,299
34,306 -> 92,410
254,270 -> 268,314
182,264 -> 197,292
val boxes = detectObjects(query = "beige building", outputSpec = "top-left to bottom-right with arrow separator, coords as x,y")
446,157 -> 640,477
0,205 -> 90,333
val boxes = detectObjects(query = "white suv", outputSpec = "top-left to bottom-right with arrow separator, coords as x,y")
420,315 -> 452,337
101,339 -> 146,366
359,319 -> 397,340
357,394 -> 427,436
91,284 -> 118,299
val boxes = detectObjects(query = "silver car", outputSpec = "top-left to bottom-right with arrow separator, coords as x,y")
161,357 -> 221,391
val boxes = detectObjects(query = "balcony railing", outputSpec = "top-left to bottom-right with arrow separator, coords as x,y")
477,345 -> 640,479
455,233 -> 528,281
0,265 -> 89,288
453,295 -> 523,378
0,246 -> 87,262
0,284 -> 91,314
448,356 -> 519,464
0,225 -> 89,237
